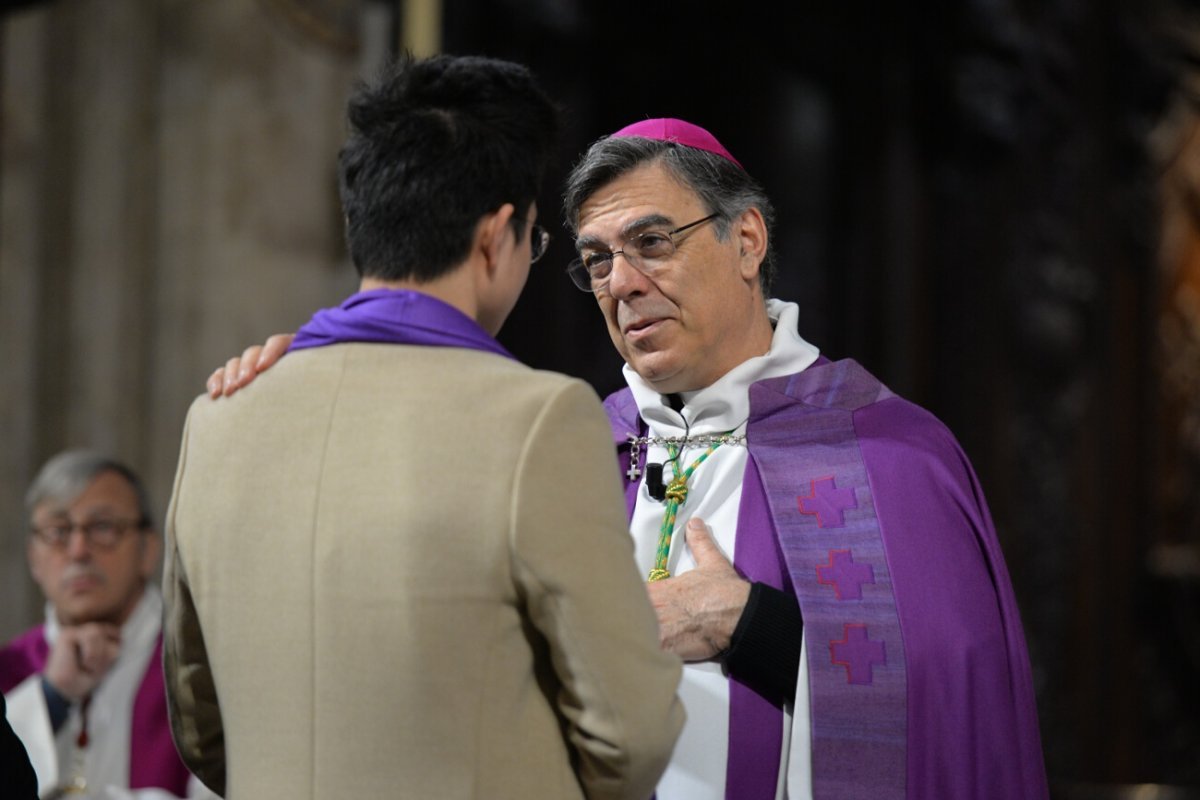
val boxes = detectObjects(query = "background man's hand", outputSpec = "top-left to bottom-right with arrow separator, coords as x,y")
206,333 -> 294,398
646,518 -> 751,662
43,623 -> 121,702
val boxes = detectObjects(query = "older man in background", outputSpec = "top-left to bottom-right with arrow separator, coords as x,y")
0,450 -> 214,799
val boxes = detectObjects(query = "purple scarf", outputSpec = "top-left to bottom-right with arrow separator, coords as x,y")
289,288 -> 515,358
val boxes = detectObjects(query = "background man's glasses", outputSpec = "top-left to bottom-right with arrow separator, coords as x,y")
567,213 -> 720,292
30,518 -> 145,550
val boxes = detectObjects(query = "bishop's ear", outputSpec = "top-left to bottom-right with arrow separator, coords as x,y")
735,207 -> 768,282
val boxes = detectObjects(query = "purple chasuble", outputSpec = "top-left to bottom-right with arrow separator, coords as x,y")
0,626 -> 193,796
604,358 -> 1049,800
289,287 -> 515,359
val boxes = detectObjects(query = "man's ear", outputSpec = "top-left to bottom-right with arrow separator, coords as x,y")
27,538 -> 43,586
478,203 -> 517,275
735,207 -> 768,283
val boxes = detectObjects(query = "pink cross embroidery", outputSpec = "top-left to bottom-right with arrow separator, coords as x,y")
830,624 -> 887,685
798,476 -> 858,528
817,550 -> 876,600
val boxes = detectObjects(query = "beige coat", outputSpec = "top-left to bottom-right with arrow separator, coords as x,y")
162,343 -> 683,800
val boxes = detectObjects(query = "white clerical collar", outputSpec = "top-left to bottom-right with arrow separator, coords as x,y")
624,299 -> 821,437
43,583 -> 162,654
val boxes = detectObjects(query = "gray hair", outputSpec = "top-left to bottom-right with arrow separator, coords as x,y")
25,449 -> 154,528
562,135 -> 777,295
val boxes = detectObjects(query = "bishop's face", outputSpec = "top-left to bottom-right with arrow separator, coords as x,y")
575,162 -> 772,394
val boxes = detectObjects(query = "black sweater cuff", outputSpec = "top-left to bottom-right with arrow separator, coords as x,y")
722,582 -> 803,709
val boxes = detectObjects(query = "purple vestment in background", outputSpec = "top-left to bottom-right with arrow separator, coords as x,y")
0,627 -> 193,796
605,357 -> 1049,800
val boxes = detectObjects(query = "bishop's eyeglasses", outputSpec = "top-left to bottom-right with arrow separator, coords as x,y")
566,212 -> 720,292
30,518 -> 147,550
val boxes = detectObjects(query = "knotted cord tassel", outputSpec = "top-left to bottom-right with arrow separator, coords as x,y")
664,477 -> 689,504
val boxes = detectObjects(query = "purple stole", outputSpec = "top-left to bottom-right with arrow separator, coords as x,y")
289,287 -> 515,358
0,626 -> 192,796
745,362 -> 907,798
605,358 -> 1049,800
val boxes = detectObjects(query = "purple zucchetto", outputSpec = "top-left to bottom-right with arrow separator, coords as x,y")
609,117 -> 744,169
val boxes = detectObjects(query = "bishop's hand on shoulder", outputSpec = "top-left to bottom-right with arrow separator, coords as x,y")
206,333 -> 294,399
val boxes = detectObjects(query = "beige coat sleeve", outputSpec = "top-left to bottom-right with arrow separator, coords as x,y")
160,403 -> 227,797
510,380 -> 685,800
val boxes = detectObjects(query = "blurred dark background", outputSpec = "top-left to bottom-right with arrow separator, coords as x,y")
451,0 -> 1200,790
2,0 -> 1198,794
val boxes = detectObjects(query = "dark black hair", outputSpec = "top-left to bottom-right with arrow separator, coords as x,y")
338,54 -> 560,282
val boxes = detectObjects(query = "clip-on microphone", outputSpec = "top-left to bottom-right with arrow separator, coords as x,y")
646,463 -> 667,501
